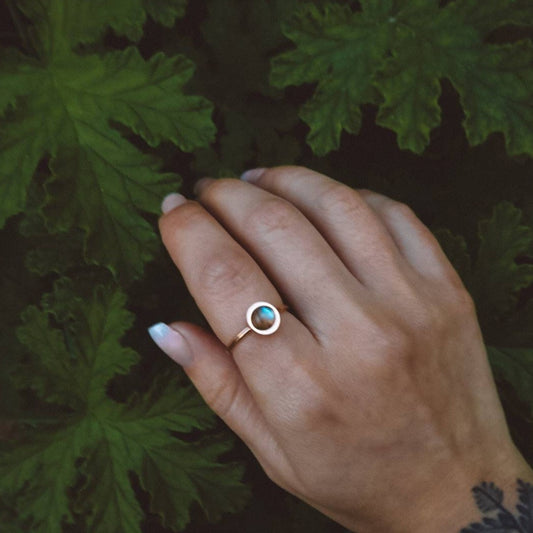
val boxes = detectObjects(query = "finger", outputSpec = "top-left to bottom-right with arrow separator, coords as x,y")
238,166 -> 415,294
194,177 -> 360,338
148,320 -> 293,479
357,189 -> 463,283
158,199 -> 319,410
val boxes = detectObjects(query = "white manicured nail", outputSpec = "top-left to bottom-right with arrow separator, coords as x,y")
161,193 -> 186,214
148,322 -> 193,366
240,168 -> 266,183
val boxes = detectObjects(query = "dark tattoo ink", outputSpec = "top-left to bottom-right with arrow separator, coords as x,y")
460,479 -> 533,532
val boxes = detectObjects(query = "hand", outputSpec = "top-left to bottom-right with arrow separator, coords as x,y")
149,166 -> 532,532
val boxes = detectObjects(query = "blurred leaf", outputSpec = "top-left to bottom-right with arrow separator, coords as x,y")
435,201 -> 533,342
1,283 -> 248,532
487,346 -> 533,420
470,202 -> 533,326
143,0 -> 188,27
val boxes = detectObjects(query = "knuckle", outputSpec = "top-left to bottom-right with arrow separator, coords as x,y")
448,287 -> 477,316
373,324 -> 415,366
198,250 -> 255,297
200,177 -> 238,199
263,165 -> 311,181
411,302 -> 448,338
160,202 -> 206,240
384,200 -> 416,220
258,166 -> 319,191
248,197 -> 298,235
297,396 -> 330,429
319,184 -> 364,218
289,389 -> 338,433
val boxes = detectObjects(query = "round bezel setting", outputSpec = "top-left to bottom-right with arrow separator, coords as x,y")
246,301 -> 281,335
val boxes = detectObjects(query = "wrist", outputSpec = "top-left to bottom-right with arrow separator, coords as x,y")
405,449 -> 533,533
334,446 -> 533,533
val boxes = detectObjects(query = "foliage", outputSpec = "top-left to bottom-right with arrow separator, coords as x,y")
0,0 -> 215,281
270,0 -> 533,155
0,0 -> 533,531
0,280 -> 249,532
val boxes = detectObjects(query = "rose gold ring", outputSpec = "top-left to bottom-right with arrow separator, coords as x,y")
227,301 -> 289,351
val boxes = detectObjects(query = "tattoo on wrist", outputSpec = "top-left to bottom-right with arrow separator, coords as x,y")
460,479 -> 533,532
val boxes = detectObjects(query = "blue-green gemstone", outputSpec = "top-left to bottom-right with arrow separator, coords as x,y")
251,306 -> 275,330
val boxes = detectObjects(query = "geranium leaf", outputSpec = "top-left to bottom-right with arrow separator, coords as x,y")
271,1 -> 533,155
0,37 -> 214,279
140,438 -> 250,530
0,420 -> 96,532
470,201 -> 533,325
270,3 -> 390,155
487,346 -> 533,419
143,0 -> 188,26
2,282 -> 248,532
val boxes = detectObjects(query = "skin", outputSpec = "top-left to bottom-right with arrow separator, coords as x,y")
155,166 -> 533,532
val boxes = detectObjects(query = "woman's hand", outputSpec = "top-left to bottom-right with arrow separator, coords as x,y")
149,166 -> 532,532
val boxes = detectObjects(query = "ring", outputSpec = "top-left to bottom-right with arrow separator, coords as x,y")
227,301 -> 289,350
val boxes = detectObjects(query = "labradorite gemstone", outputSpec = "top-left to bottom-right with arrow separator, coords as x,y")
251,305 -> 276,330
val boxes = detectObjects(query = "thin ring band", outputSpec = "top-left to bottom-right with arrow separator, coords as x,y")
227,303 -> 289,351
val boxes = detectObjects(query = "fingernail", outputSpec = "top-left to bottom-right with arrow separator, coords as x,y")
240,168 -> 266,183
148,322 -> 194,366
193,177 -> 215,196
161,193 -> 186,214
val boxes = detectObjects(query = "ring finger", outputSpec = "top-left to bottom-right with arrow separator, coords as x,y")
158,199 -> 319,406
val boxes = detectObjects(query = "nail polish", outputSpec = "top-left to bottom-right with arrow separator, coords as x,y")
148,322 -> 194,366
193,177 -> 215,196
240,168 -> 266,183
161,193 -> 186,214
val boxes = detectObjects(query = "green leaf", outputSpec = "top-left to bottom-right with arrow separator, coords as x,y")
141,438 -> 249,530
470,201 -> 533,324
14,283 -> 137,411
448,0 -> 533,35
451,40 -> 533,157
193,0 -> 301,175
18,185 -> 85,276
143,0 -> 188,26
112,378 -> 216,435
17,0 -> 189,50
18,0 -> 145,51
271,3 -> 391,155
271,1 -> 533,155
2,282 -> 248,532
75,435 -> 145,533
68,48 -> 214,151
0,48 -> 40,116
487,346 -> 533,419
0,84 -> 50,231
0,40 -> 214,279
374,22 -> 443,153
432,202 -> 533,347
0,421 -> 94,531
15,305 -> 83,410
